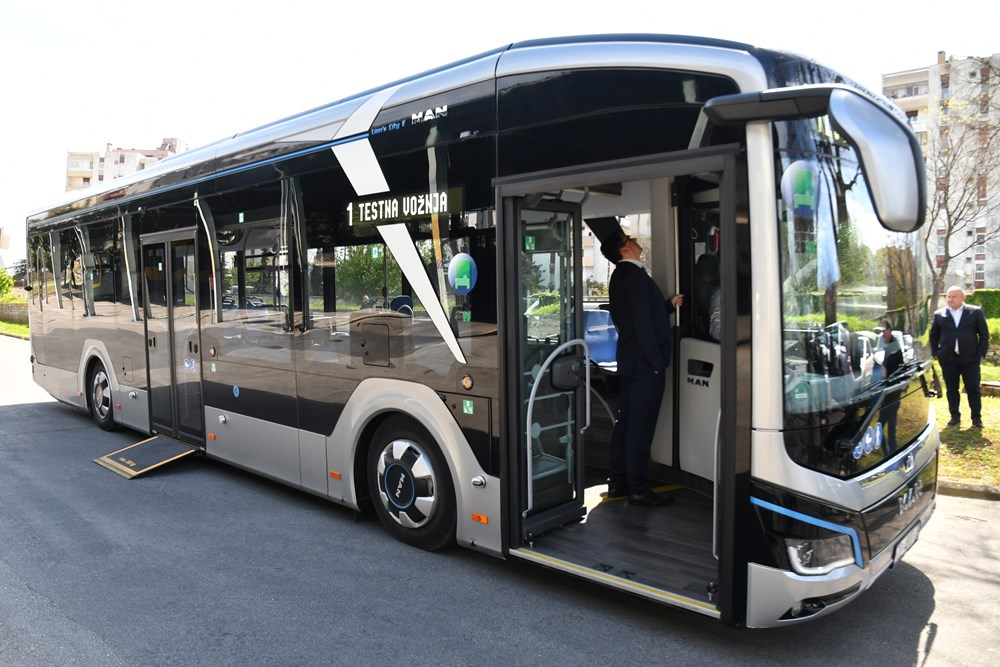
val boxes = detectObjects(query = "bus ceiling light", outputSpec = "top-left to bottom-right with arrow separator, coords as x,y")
785,535 -> 855,575
462,374 -> 474,390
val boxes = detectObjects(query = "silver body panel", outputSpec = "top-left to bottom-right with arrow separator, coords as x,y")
205,407 -> 302,487
496,41 -> 768,92
204,378 -> 502,557
751,414 -> 940,512
746,121 -> 785,432
32,363 -> 85,411
745,498 -> 935,627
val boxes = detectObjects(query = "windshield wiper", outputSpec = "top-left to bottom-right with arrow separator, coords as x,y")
842,359 -> 931,453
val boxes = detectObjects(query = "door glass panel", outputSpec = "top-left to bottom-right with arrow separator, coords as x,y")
172,239 -> 203,439
520,208 -> 578,515
143,244 -> 171,430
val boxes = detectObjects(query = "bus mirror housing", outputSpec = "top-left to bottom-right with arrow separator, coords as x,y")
703,84 -> 925,233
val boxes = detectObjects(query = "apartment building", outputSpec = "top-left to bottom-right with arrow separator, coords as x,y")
884,51 -> 1000,293
65,137 -> 188,192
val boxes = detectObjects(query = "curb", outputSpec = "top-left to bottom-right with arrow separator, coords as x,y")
938,480 -> 1000,501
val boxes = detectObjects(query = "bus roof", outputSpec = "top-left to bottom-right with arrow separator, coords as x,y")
29,33 -> 778,228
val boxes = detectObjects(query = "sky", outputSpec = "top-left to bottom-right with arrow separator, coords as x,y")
0,0 -> 995,266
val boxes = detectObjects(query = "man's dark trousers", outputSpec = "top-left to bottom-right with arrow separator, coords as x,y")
610,371 -> 665,496
941,358 -> 982,422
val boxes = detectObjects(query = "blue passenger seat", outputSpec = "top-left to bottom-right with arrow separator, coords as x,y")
583,309 -> 617,364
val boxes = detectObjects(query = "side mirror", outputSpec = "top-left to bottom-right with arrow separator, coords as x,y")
703,85 -> 925,233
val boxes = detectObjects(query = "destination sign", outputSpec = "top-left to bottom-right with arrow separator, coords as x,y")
349,188 -> 464,225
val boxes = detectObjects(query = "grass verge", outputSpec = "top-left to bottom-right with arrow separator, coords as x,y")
0,321 -> 29,338
935,361 -> 1000,489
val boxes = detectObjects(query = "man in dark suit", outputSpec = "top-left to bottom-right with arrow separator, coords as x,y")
601,229 -> 682,506
929,286 -> 989,428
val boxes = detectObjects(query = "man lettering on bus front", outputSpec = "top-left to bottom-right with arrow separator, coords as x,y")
601,229 -> 682,507
929,286 -> 989,428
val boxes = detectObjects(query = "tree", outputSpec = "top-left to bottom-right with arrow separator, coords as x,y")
335,244 -> 401,307
922,55 -> 1000,311
0,268 -> 13,300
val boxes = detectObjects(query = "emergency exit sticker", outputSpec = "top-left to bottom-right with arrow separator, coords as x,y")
463,400 -> 474,415
524,236 -> 536,251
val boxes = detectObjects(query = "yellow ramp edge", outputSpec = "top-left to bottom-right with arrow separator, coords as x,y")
94,435 -> 198,479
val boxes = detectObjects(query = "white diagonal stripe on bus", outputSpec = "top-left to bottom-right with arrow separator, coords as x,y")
378,223 -> 467,365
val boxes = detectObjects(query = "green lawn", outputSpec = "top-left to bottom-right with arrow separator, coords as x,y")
0,321 -> 28,338
935,362 -> 1000,489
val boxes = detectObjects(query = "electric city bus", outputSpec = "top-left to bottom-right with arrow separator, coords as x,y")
25,34 -> 938,627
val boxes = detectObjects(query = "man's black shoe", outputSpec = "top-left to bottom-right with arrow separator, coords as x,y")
947,418 -> 960,426
606,486 -> 629,498
628,491 -> 674,507
973,419 -> 984,428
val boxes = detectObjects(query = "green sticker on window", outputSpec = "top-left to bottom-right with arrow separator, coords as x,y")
524,236 -> 536,251
463,399 -> 474,415
462,311 -> 471,322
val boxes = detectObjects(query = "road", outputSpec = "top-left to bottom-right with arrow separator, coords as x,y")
1,335 -> 997,666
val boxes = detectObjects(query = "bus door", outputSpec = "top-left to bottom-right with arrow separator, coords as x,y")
506,198 -> 588,540
141,229 -> 206,446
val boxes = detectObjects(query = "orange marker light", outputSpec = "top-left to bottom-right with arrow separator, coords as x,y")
471,513 -> 488,525
329,471 -> 342,480
208,433 -> 216,440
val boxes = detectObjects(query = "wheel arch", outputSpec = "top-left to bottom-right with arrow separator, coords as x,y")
77,339 -> 118,414
329,378 -> 502,555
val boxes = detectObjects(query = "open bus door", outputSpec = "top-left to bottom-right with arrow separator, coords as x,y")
505,198 -> 589,541
498,151 -> 746,623
140,229 -> 206,447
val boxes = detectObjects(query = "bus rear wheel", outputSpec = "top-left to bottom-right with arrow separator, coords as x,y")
88,361 -> 117,431
367,416 -> 455,551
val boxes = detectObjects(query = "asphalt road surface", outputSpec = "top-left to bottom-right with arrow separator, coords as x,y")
1,335 -> 997,666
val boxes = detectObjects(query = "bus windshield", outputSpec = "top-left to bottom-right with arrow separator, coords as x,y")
776,116 -> 931,461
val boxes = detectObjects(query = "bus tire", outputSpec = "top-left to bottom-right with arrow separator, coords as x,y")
88,361 -> 117,431
367,416 -> 455,551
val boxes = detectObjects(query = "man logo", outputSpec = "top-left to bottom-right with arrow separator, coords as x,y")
412,105 -> 448,123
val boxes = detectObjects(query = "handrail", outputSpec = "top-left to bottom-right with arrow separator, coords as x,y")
524,338 -> 590,516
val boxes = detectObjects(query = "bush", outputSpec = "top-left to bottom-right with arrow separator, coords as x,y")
968,289 -> 1000,318
530,291 -> 561,308
0,268 -> 13,300
989,318 -> 1000,347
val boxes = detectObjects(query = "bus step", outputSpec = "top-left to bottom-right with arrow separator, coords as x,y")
94,435 -> 199,479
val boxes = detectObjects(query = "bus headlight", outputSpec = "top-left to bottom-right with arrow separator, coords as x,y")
785,535 -> 855,575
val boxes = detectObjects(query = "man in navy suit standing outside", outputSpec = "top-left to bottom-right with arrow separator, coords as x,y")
929,286 -> 989,428
601,229 -> 682,506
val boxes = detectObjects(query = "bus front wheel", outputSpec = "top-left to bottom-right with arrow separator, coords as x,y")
88,361 -> 117,431
367,416 -> 456,551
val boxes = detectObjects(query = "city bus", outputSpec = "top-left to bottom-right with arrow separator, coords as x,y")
25,34 -> 938,627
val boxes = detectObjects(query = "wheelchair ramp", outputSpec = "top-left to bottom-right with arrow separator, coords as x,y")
94,435 -> 198,479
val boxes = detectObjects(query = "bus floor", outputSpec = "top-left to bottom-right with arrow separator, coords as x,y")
526,473 -> 718,606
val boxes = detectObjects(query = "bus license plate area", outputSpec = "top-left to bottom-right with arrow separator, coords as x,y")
893,523 -> 920,566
